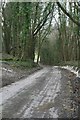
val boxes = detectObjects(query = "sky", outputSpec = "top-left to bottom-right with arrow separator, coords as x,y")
0,0 -> 79,2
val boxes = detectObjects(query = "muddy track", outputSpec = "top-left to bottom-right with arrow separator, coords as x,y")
1,67 -> 79,119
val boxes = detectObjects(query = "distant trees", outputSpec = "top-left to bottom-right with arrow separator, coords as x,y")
40,2 -> 80,66
40,26 -> 60,65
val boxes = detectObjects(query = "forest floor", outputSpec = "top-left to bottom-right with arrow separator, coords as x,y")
0,61 -> 42,88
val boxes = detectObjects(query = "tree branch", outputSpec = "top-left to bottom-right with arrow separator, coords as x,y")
33,3 -> 54,36
57,2 -> 80,26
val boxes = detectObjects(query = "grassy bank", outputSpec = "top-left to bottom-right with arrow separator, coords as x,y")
60,61 -> 79,67
1,53 -> 39,69
1,53 -> 42,87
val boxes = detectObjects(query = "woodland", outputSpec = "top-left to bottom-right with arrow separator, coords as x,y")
1,1 -> 80,67
1,2 -> 80,118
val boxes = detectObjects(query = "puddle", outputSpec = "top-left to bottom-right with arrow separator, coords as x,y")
37,102 -> 54,111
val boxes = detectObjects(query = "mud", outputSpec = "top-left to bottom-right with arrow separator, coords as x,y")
1,66 -> 79,119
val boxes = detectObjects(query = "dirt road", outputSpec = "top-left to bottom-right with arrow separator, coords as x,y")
1,66 -> 79,118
